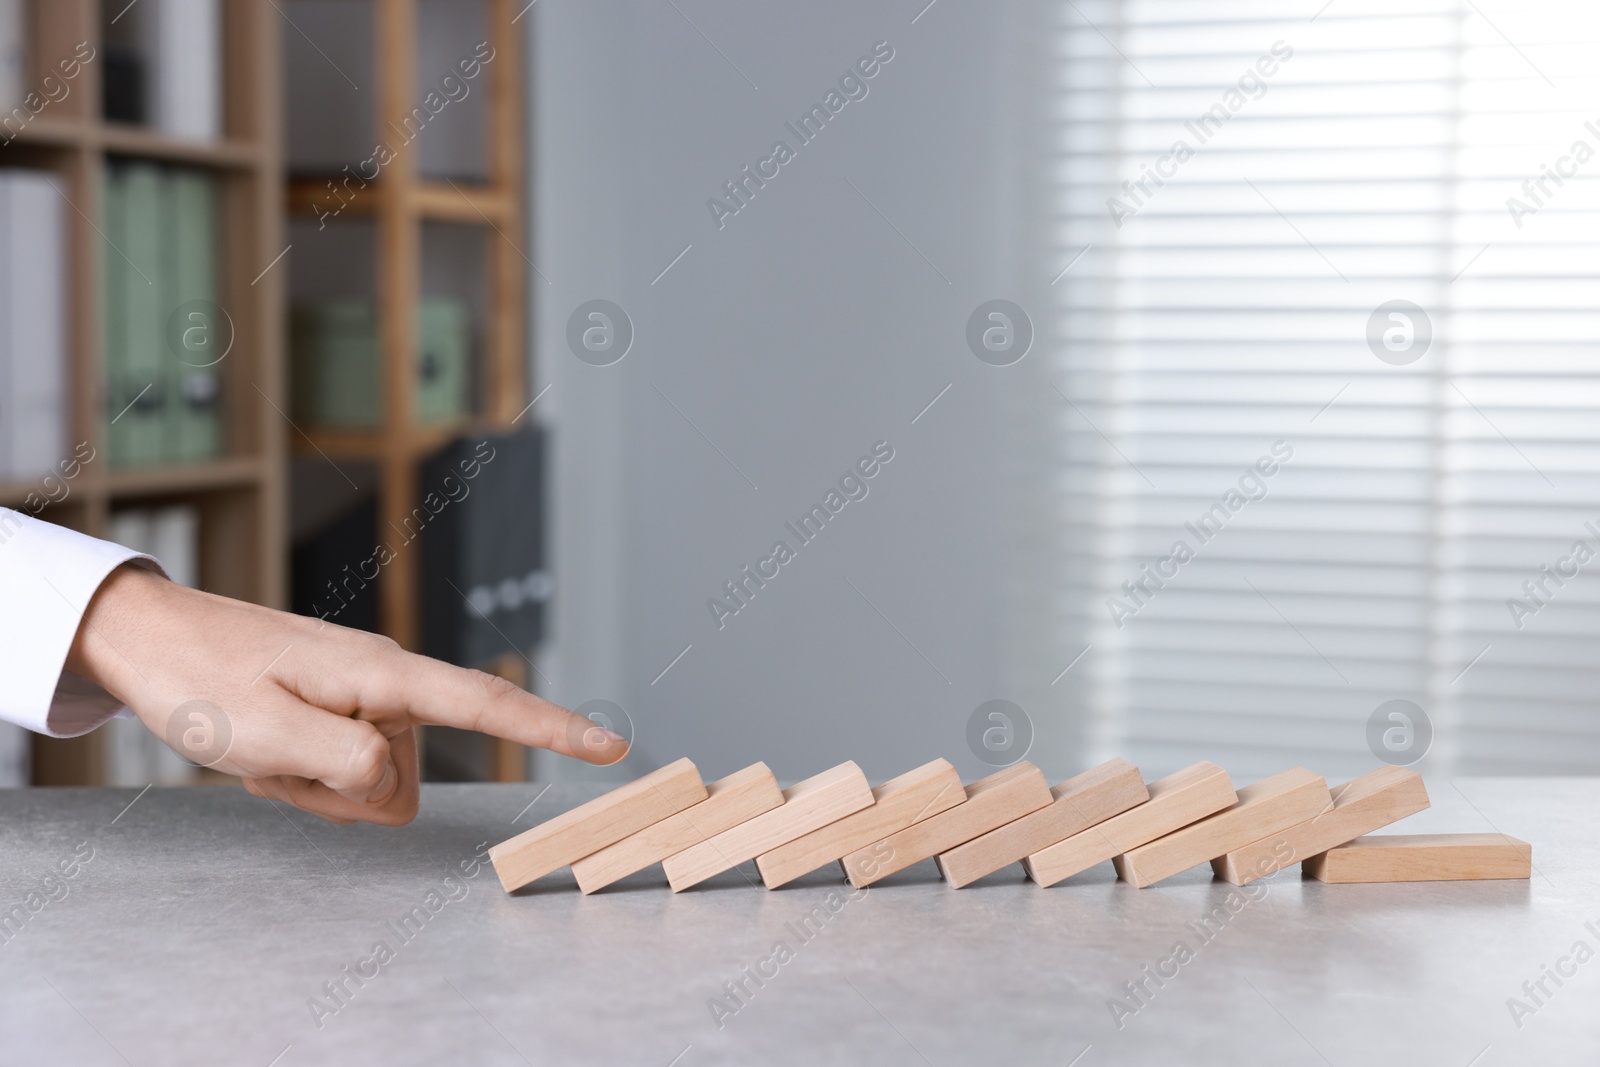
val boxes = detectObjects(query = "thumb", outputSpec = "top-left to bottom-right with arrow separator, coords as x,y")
215,696 -> 400,805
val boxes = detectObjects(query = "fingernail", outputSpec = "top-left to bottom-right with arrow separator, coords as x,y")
600,728 -> 625,743
370,761 -> 396,804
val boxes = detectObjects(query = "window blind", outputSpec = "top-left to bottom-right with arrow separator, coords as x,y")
1050,0 -> 1600,778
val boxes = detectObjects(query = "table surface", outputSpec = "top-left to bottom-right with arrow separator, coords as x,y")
0,778 -> 1594,1067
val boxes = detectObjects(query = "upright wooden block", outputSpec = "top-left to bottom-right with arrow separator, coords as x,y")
841,762 -> 1052,888
1212,765 -> 1430,886
1304,833 -> 1532,882
1023,761 -> 1236,888
756,759 -> 964,889
1112,767 -> 1331,888
489,758 -> 708,892
936,758 -> 1148,889
661,762 -> 874,891
570,763 -> 784,894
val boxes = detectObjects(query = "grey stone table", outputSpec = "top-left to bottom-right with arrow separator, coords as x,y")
0,779 -> 1595,1066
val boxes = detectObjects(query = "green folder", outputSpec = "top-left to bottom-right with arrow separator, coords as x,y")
103,163 -> 134,466
291,298 -> 470,428
291,300 -> 379,427
416,300 -> 469,425
115,163 -> 170,467
167,168 -> 222,463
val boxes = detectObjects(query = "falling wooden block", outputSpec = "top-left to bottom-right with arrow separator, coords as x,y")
841,762 -> 1052,888
489,757 -> 708,892
1112,767 -> 1331,888
661,762 -> 874,891
1212,765 -> 1430,886
936,758 -> 1148,889
1304,833 -> 1532,882
1023,761 -> 1236,888
569,763 -> 784,894
755,759 -> 964,889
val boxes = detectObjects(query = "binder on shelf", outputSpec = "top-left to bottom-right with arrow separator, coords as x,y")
417,300 -> 471,425
142,0 -> 221,141
6,171 -> 68,480
150,505 -> 200,588
0,169 -> 68,482
109,504 -> 199,585
291,494 -> 381,634
102,163 -> 134,465
290,298 -> 471,429
104,0 -> 221,139
107,508 -> 156,561
101,0 -> 147,125
420,427 -> 548,668
114,162 -> 170,468
104,163 -> 223,469
167,168 -> 222,462
0,0 -> 23,115
290,301 -> 379,428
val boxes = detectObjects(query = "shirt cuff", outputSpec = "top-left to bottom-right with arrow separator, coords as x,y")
0,509 -> 164,738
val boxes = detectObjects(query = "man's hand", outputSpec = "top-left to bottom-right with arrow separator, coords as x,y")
65,564 -> 627,825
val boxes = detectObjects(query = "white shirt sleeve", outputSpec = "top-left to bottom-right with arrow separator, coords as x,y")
0,508 -> 164,737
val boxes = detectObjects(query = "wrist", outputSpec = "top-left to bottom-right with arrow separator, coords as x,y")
65,562 -> 170,705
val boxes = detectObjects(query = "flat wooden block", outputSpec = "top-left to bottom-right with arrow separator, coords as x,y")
756,759 -> 963,889
1023,761 -> 1236,888
489,757 -> 708,892
661,762 -> 873,891
570,763 -> 783,894
1212,765 -> 1430,886
842,762 -> 1052,887
937,758 -> 1147,889
1113,767 -> 1331,888
1304,833 -> 1532,883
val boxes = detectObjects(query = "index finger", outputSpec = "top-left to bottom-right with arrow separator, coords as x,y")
370,650 -> 629,765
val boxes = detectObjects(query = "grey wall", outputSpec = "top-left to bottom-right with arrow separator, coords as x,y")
530,0 -> 1060,785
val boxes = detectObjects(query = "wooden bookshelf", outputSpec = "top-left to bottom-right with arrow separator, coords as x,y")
284,0 -> 526,649
283,0 -> 528,780
8,1 -> 287,784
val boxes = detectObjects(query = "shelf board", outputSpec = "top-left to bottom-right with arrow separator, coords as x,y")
287,176 -> 512,225
100,124 -> 264,169
10,116 -> 265,168
5,116 -> 86,150
107,457 -> 267,498
0,481 -> 60,509
415,180 -> 514,225
290,418 -> 512,461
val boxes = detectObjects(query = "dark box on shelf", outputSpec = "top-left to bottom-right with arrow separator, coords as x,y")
418,427 -> 548,668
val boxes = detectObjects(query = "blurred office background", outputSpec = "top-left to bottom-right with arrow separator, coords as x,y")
2,0 -> 1598,790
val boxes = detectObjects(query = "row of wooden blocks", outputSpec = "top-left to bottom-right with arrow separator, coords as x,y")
488,757 -> 1533,894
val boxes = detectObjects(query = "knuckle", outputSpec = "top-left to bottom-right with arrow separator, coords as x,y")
468,669 -> 521,701
464,670 -> 523,731
331,625 -> 400,656
363,631 -> 402,655
343,729 -> 389,791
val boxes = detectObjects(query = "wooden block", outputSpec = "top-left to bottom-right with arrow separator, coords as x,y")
489,758 -> 708,892
1304,833 -> 1532,882
1023,761 -> 1236,888
756,759 -> 964,889
661,762 -> 874,891
1212,765 -> 1430,886
842,762 -> 1052,887
570,763 -> 783,894
936,758 -> 1148,889
1112,767 -> 1331,888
